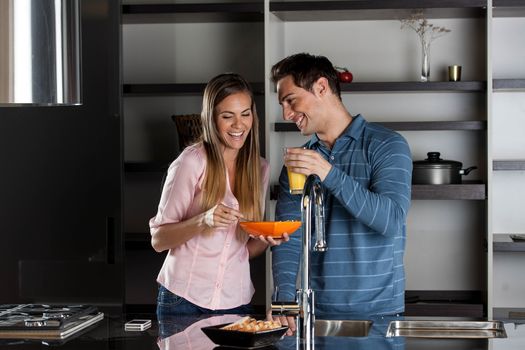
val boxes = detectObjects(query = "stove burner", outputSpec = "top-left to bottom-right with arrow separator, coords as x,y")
24,318 -> 48,327
0,304 -> 99,331
42,313 -> 71,320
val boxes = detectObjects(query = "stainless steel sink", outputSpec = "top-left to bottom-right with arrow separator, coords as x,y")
314,319 -> 372,337
385,320 -> 507,339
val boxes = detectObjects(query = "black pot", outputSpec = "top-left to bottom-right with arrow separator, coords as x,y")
412,152 -> 477,185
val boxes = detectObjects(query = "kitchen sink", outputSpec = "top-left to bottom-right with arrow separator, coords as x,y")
385,320 -> 507,339
314,319 -> 372,337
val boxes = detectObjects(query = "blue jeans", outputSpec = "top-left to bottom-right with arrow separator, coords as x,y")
156,285 -> 254,319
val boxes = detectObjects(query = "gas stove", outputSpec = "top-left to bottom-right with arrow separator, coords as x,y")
0,304 -> 103,340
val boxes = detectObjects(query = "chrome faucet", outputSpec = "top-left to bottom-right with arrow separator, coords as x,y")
272,174 -> 327,347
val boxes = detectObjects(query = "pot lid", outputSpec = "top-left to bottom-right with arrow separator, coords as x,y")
413,152 -> 463,169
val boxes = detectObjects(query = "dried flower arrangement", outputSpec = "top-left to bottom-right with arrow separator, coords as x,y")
400,10 -> 451,48
400,10 -> 452,81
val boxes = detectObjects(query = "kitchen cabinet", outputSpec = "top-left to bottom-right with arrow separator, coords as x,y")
489,0 -> 525,321
121,0 -> 266,310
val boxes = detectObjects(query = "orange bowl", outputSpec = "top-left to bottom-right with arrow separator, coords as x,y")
239,221 -> 301,238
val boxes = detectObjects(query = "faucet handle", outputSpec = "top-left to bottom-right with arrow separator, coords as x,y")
270,301 -> 300,316
314,240 -> 327,252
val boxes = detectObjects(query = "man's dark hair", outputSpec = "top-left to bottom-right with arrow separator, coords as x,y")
271,53 -> 341,100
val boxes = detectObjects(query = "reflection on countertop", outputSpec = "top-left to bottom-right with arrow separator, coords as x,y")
1,312 -> 525,350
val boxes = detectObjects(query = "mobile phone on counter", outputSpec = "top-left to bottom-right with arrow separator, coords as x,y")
125,319 -> 152,331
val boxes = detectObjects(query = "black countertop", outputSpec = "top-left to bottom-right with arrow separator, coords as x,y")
0,312 -> 523,350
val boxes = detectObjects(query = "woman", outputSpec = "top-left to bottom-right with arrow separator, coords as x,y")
150,73 -> 280,316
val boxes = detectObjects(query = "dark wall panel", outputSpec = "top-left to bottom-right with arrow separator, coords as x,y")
0,0 -> 122,306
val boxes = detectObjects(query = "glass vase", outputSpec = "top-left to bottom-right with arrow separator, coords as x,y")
420,41 -> 431,82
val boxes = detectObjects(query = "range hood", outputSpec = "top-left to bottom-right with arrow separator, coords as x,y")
0,0 -> 81,106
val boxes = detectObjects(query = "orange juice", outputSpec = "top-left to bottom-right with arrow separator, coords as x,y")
287,169 -> 306,195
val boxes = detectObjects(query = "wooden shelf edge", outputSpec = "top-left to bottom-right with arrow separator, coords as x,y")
493,307 -> 525,322
493,0 -> 525,16
405,290 -> 484,317
270,182 -> 486,201
494,0 -> 525,6
123,82 -> 265,96
340,81 -> 485,92
493,160 -> 525,171
122,3 -> 264,23
405,303 -> 484,317
411,182 -> 486,200
270,3 -> 486,21
493,233 -> 525,252
275,120 -> 486,132
493,79 -> 525,91
270,0 -> 487,14
123,2 -> 264,14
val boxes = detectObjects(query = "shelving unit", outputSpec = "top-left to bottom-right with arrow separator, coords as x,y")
265,0 -> 489,317
121,0 -> 523,316
489,0 -> 525,319
122,1 -> 266,308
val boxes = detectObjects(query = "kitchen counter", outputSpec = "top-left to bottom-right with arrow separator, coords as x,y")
0,312 -> 524,350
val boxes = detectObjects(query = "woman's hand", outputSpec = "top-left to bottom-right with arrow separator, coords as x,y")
202,203 -> 243,229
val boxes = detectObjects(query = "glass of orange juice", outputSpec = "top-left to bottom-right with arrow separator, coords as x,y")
283,147 -> 306,195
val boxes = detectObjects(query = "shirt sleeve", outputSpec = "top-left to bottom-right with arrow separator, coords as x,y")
149,146 -> 205,234
323,132 -> 412,237
271,165 -> 302,302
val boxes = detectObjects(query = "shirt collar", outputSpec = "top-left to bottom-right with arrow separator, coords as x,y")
307,114 -> 365,149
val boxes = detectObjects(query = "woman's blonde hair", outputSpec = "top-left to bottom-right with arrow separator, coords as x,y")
200,73 -> 263,222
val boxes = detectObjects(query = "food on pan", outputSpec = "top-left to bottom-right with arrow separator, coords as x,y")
220,316 -> 282,332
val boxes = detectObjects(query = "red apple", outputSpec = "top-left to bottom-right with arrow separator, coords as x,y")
338,71 -> 353,83
335,66 -> 353,83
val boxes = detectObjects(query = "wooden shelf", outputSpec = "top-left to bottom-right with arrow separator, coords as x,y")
493,307 -> 525,322
270,182 -> 486,201
411,182 -> 486,200
493,0 -> 525,17
270,0 -> 487,21
123,82 -> 265,97
404,290 -> 484,317
493,79 -> 525,91
340,81 -> 486,92
122,2 -> 264,23
275,120 -> 486,132
493,234 -> 525,252
493,160 -> 525,171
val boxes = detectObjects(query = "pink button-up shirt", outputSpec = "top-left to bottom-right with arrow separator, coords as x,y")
150,143 -> 270,310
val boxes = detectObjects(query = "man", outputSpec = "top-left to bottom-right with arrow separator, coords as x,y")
270,53 -> 412,332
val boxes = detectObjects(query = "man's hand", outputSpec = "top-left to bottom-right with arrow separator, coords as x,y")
250,233 -> 290,247
266,309 -> 296,336
284,148 -> 332,181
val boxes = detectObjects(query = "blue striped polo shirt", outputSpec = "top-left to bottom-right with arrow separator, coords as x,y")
272,114 -> 412,316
